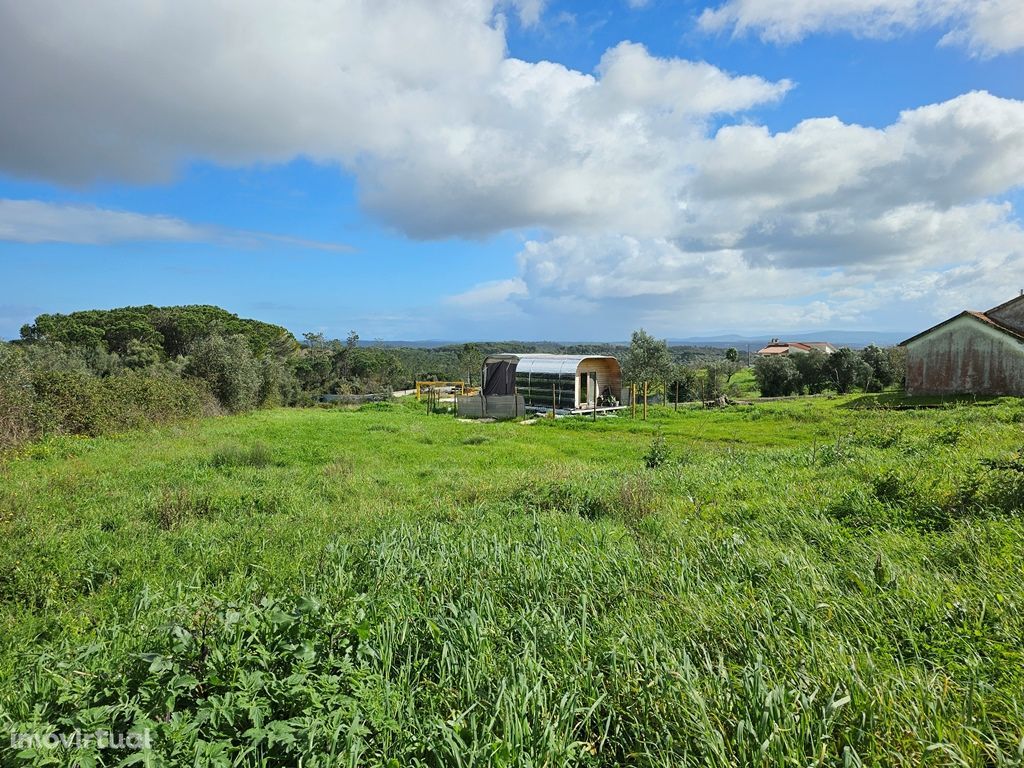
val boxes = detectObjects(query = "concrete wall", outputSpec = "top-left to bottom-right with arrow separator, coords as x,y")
905,315 -> 1024,395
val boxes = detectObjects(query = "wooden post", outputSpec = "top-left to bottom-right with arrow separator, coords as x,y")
631,385 -> 636,419
643,381 -> 648,421
551,382 -> 556,419
675,381 -> 679,412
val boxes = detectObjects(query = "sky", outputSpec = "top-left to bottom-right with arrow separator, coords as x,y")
1,0 -> 1023,342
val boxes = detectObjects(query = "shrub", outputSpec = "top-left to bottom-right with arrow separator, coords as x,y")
643,431 -> 671,468
30,368 -> 106,436
753,355 -> 801,397
100,370 -> 216,431
258,354 -> 300,407
0,343 -> 33,449
184,334 -> 261,413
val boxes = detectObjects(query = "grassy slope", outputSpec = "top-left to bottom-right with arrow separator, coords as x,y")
1,398 -> 1024,766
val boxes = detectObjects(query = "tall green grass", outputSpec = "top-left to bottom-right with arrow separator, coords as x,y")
1,397 -> 1023,765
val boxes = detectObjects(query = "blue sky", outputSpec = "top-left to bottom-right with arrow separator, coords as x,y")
1,0 -> 1023,341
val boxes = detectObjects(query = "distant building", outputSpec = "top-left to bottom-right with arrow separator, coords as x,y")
756,339 -> 837,356
901,294 -> 1024,396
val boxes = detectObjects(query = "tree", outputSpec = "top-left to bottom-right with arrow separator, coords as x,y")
623,329 -> 673,389
792,349 -> 829,394
753,355 -> 801,397
184,334 -> 261,412
824,348 -> 873,394
860,344 -> 898,389
457,343 -> 484,386
669,365 -> 698,403
699,361 -> 731,401
121,339 -> 163,370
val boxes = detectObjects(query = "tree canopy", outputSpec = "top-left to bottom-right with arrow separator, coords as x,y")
20,305 -> 297,360
623,330 -> 673,386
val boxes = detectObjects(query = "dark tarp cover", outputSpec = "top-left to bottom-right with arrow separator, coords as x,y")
483,360 -> 516,396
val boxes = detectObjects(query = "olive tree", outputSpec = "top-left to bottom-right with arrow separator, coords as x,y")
184,334 -> 261,412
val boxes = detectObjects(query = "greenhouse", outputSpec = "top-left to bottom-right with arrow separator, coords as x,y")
480,354 -> 624,413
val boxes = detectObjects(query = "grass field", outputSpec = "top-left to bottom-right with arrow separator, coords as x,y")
2,397 -> 1024,766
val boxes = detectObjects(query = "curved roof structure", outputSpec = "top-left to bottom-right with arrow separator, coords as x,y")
481,353 -> 623,411
483,353 -> 617,374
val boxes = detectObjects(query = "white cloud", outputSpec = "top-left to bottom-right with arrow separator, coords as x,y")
0,199 -> 352,251
505,0 -> 546,26
444,277 -> 528,307
448,90 -> 1024,336
2,0 -> 1024,335
698,0 -> 1024,56
0,200 -> 208,244
0,2 -> 788,240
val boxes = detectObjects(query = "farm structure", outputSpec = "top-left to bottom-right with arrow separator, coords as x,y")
757,339 -> 837,356
901,294 -> 1024,396
466,353 -> 625,416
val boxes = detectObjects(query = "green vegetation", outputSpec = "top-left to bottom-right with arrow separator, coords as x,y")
755,345 -> 906,397
3,306 -> 747,453
2,396 -> 1024,765
19,305 -> 296,361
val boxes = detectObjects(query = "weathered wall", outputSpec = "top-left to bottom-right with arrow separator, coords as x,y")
987,297 -> 1024,333
905,315 -> 1024,395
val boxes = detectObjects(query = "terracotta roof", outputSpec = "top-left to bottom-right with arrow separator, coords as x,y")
756,341 -> 812,355
900,310 -> 1024,347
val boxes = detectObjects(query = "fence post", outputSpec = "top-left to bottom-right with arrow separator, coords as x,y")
643,381 -> 648,421
675,381 -> 679,412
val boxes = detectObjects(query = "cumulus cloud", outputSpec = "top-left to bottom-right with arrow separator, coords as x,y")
0,2 -> 788,239
449,90 -> 1024,335
0,199 -> 352,251
2,0 -> 1023,334
698,0 -> 1024,56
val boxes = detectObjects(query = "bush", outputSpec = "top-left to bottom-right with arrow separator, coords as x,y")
258,354 -> 300,407
101,370 -> 217,431
0,343 -> 33,449
184,334 -> 261,413
753,355 -> 801,397
30,369 -> 107,436
643,431 -> 671,468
